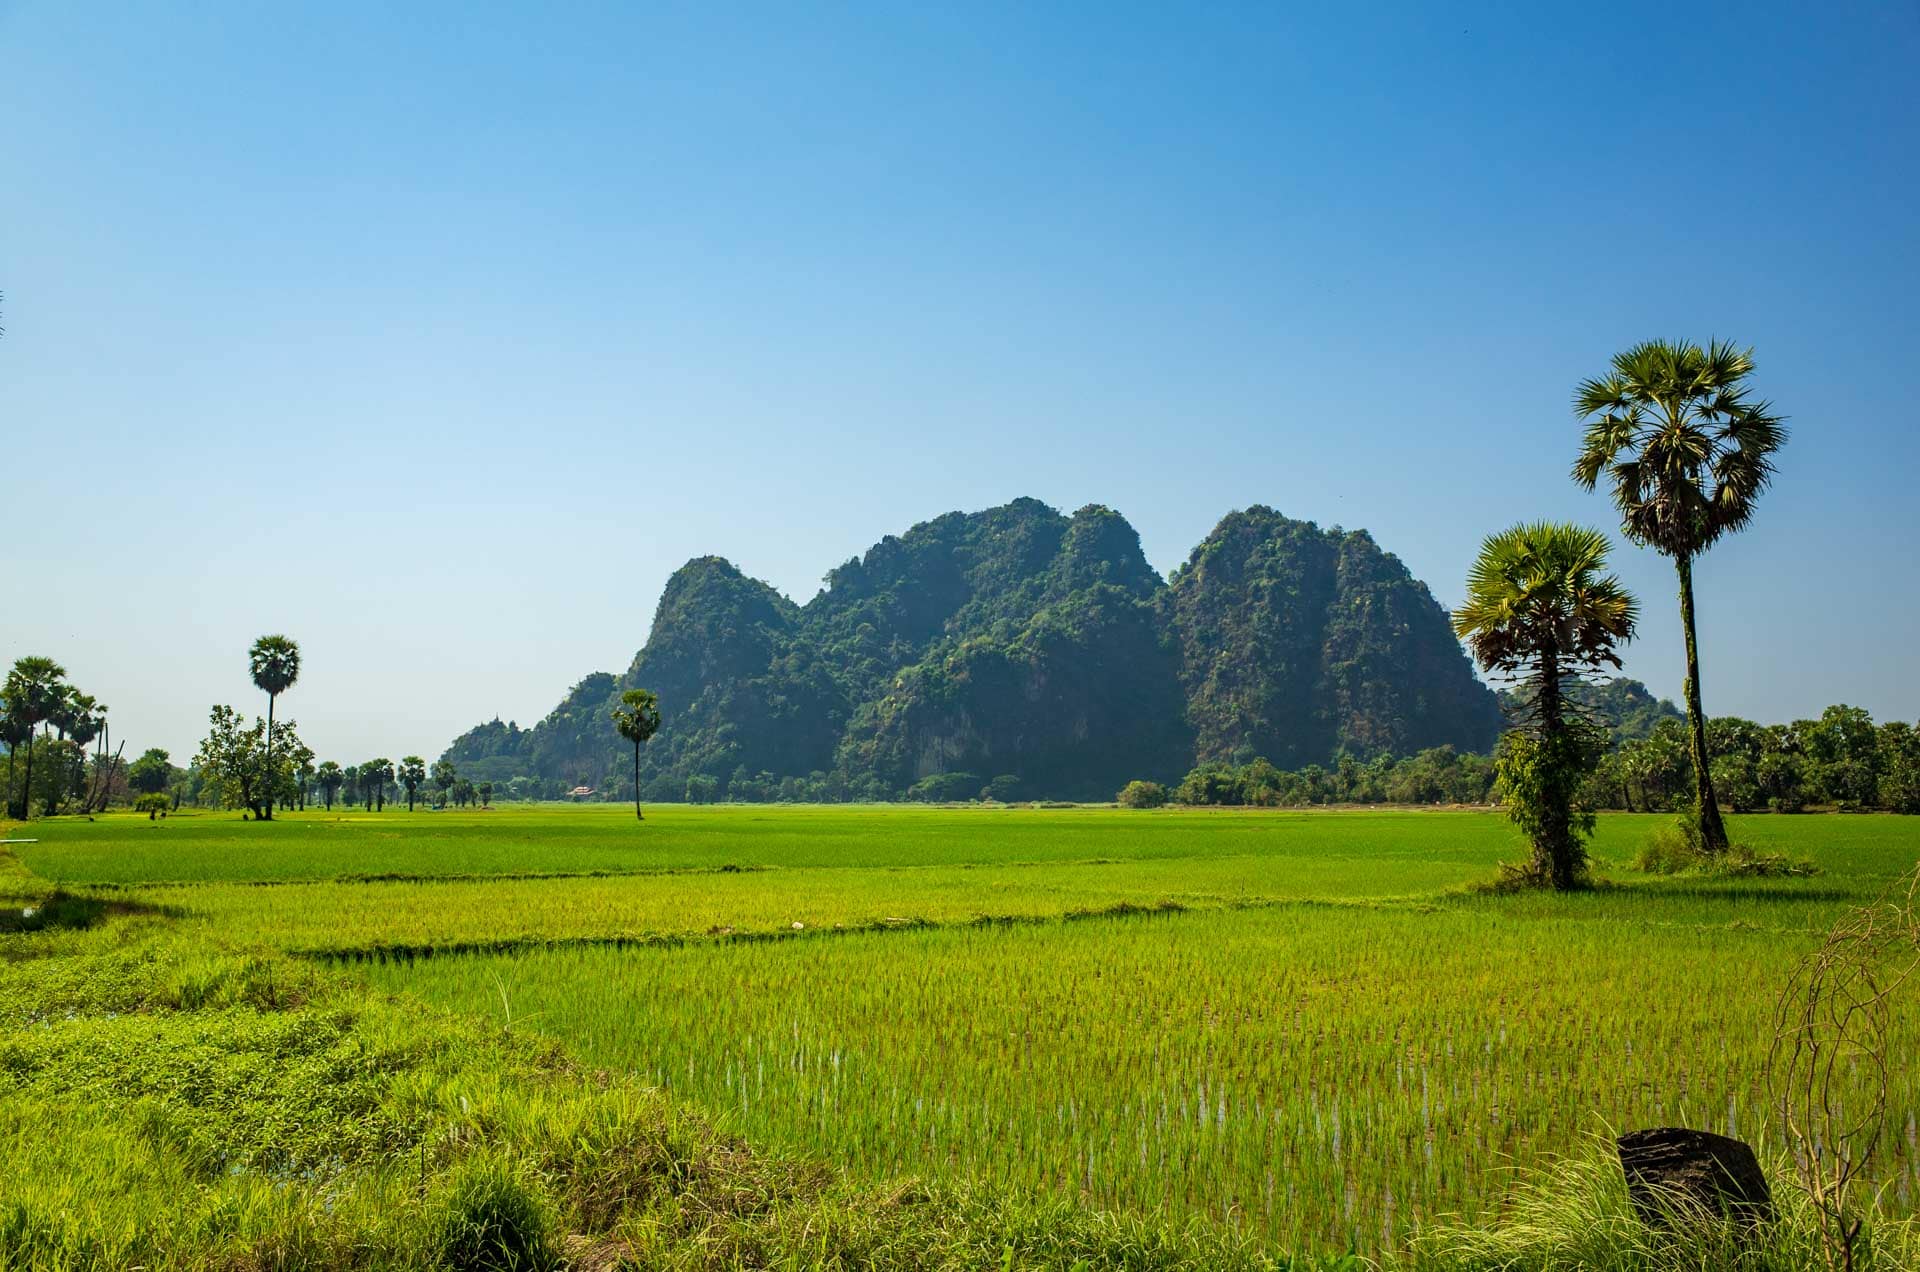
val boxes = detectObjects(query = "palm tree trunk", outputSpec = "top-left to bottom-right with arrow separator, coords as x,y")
263,694 -> 276,821
633,742 -> 643,821
1536,651 -> 1576,889
4,744 -> 14,820
1675,556 -> 1729,852
25,726 -> 42,817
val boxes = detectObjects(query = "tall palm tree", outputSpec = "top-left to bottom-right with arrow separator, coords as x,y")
1573,340 -> 1786,852
2,657 -> 67,820
398,757 -> 427,811
1454,523 -> 1637,889
363,758 -> 393,812
610,688 -> 662,821
247,635 -> 302,822
1,711 -> 30,820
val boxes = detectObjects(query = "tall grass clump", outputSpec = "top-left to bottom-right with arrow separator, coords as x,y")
432,1154 -> 559,1272
1633,813 -> 1817,878
1408,1145 -> 1920,1270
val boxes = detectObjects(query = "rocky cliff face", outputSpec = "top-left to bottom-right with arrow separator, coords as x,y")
442,499 -> 1503,799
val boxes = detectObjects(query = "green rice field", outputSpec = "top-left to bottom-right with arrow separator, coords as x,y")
8,803 -> 1920,1258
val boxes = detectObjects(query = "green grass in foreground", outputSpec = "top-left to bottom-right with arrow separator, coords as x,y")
369,890 -> 1920,1252
5,804 -> 1920,1268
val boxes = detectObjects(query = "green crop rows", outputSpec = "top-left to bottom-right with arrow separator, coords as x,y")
8,804 -> 1919,1259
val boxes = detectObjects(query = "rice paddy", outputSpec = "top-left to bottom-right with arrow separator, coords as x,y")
8,803 -> 1920,1259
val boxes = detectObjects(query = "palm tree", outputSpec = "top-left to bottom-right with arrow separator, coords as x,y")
247,635 -> 302,822
1454,523 -> 1637,889
610,688 -> 662,820
398,756 -> 427,811
363,758 -> 393,812
49,690 -> 101,816
1,710 -> 30,820
316,760 -> 344,810
1573,340 -> 1786,852
2,657 -> 67,819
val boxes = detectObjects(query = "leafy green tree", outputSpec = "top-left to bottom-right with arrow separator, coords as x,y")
1453,524 -> 1637,889
1804,704 -> 1880,807
609,689 -> 662,820
128,748 -> 172,796
2,656 -> 68,818
1756,725 -> 1809,812
1117,779 -> 1169,808
1574,341 -> 1786,852
979,774 -> 1022,803
398,756 -> 428,811
247,635 -> 302,821
196,705 -> 265,816
316,760 -> 344,810
1880,722 -> 1920,814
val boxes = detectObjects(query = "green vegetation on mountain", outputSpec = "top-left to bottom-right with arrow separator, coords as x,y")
444,500 -> 1503,800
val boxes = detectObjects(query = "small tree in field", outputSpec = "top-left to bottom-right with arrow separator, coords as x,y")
1573,340 -> 1785,852
247,635 -> 301,822
128,748 -> 171,797
610,688 -> 661,821
1454,523 -> 1637,889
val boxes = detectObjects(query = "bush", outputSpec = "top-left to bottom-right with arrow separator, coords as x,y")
1633,814 -> 1818,878
134,793 -> 171,819
1632,819 -> 1700,875
979,774 -> 1022,803
906,772 -> 983,803
432,1155 -> 557,1272
1116,780 -> 1169,809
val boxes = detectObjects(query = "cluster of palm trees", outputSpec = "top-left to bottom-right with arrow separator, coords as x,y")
1453,339 -> 1786,888
2,657 -> 120,819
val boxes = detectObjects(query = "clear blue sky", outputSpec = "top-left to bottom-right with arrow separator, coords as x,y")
3,2 -> 1916,763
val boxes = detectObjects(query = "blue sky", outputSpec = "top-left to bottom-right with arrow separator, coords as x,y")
3,1 -> 1916,762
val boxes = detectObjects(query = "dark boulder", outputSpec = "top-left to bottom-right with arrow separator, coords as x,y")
1616,1127 -> 1773,1227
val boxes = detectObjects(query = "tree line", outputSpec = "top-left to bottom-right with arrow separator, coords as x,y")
1117,701 -> 1919,815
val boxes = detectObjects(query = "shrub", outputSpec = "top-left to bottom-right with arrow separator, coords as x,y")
1633,814 -> 1818,878
432,1155 -> 557,1272
1116,780 -> 1169,809
134,793 -> 171,819
1632,820 -> 1699,875
906,772 -> 982,803
979,774 -> 1022,803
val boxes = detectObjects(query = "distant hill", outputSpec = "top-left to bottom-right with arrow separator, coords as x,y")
444,499 -> 1504,800
1494,677 -> 1684,743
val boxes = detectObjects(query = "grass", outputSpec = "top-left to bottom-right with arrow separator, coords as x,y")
366,892 -> 1920,1251
4,803 -> 1919,1267
22,803 -> 1917,887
